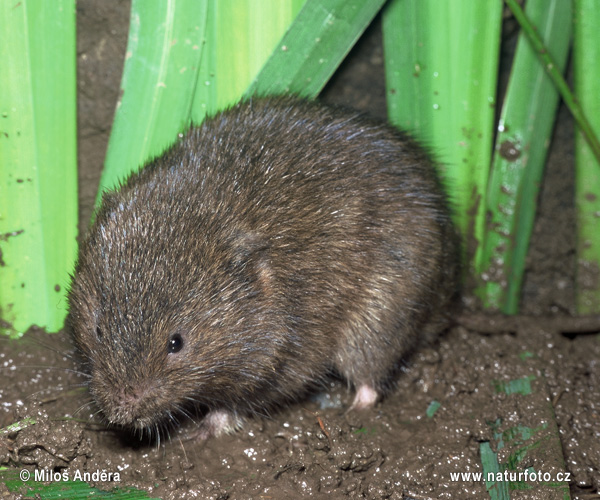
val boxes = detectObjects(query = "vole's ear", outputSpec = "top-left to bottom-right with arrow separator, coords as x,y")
227,229 -> 274,293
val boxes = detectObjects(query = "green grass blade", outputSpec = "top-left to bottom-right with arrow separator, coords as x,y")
100,0 -> 377,197
99,0 -> 306,199
0,0 -> 77,335
97,0 -> 208,200
192,0 -> 306,121
506,0 -> 600,164
476,0 -> 572,313
244,0 -> 385,99
574,0 -> 600,313
382,0 -> 503,268
0,467 -> 158,499
480,442 -> 510,500
483,372 -> 572,499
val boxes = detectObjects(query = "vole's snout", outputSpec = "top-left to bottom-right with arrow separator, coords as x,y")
95,378 -> 162,429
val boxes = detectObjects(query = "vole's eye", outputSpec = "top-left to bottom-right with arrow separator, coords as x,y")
96,325 -> 103,340
168,333 -> 184,354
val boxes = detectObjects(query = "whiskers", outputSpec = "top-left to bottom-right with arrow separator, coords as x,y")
73,398 -> 99,421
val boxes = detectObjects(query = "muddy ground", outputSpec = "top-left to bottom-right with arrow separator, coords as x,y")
1,1 -> 599,499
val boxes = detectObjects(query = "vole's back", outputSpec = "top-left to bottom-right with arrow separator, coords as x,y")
69,97 -> 459,436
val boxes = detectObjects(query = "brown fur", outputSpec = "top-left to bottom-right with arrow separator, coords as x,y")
68,96 -> 459,437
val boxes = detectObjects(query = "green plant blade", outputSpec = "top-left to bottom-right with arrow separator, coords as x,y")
481,373 -> 571,499
0,467 -> 157,499
505,0 -> 600,165
574,0 -> 600,313
0,0 -> 77,335
382,0 -> 503,270
475,0 -> 572,313
244,0 -> 386,100
480,441 -> 511,500
99,0 -> 380,200
99,0 -> 306,200
97,0 -> 208,200
192,0 -> 306,121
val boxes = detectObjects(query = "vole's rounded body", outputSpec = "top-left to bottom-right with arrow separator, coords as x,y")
68,97 -> 458,437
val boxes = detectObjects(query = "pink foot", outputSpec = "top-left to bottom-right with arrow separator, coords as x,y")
183,410 -> 243,440
350,384 -> 379,410
200,410 -> 237,437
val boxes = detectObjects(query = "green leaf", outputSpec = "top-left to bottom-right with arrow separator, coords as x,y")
480,441 -> 511,500
476,0 -> 572,313
245,0 -> 385,99
0,468 -> 157,500
98,0 -> 384,206
574,0 -> 600,313
0,417 -> 37,435
0,0 -> 78,335
98,0 -> 307,201
426,400 -> 441,418
492,376 -> 535,396
482,373 -> 572,499
192,0 -> 306,120
382,0 -> 503,269
97,0 -> 208,200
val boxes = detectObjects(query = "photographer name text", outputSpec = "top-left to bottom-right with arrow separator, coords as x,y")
29,469 -> 121,482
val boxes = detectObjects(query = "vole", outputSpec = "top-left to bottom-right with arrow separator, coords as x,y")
68,96 -> 459,438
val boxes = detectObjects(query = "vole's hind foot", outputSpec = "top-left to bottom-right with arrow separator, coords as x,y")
348,384 -> 379,411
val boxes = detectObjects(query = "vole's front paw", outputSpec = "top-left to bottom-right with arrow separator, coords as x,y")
181,409 -> 244,440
